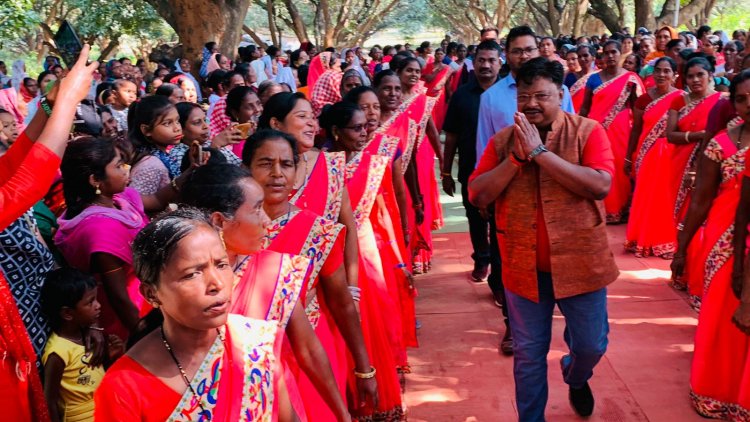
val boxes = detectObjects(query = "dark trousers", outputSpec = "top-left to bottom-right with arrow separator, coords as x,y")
460,182 -> 506,318
505,273 -> 609,422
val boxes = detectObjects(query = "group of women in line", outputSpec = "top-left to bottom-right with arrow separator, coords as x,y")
557,26 -> 750,421
0,40 -> 458,421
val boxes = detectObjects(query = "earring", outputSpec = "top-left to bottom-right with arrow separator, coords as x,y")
219,230 -> 226,249
95,185 -> 102,195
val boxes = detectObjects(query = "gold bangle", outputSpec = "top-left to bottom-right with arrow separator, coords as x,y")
99,266 -> 125,276
354,366 -> 377,379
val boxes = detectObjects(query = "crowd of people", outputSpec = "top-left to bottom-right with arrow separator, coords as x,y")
0,18 -> 749,422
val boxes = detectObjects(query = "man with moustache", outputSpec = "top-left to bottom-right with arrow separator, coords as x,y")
469,57 -> 619,421
441,40 -> 514,355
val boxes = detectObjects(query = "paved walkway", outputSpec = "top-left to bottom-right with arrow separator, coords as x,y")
403,188 -> 704,421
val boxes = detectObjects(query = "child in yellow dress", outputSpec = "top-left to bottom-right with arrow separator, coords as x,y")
41,268 -> 122,422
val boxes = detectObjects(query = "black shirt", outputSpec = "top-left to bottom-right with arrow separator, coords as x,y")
443,75 -> 499,184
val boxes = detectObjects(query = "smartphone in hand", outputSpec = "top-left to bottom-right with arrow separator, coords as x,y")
54,21 -> 84,68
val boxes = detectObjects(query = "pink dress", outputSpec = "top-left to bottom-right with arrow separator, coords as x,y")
54,188 -> 150,341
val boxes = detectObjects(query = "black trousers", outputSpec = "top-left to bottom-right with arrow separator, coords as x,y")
460,181 -> 507,319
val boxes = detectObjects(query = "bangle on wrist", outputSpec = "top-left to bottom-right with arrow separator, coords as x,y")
684,131 -> 690,143
170,178 -> 181,193
40,96 -> 54,117
413,203 -> 424,210
354,366 -> 377,379
440,171 -> 452,178
509,154 -> 525,168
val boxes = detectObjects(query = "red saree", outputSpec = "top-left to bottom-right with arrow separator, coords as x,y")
570,71 -> 596,112
625,90 -> 683,257
231,250 -> 313,421
94,315 -> 279,421
403,92 -> 442,273
264,210 -> 348,421
344,152 -> 404,420
690,133 -> 750,421
586,71 -> 644,222
364,132 -> 417,352
423,65 -> 452,131
290,151 -> 346,223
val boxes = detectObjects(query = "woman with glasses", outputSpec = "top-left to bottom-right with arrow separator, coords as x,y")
321,101 -> 405,420
580,40 -> 644,223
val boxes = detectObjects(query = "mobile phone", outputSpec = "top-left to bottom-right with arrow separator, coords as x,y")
53,21 -> 83,68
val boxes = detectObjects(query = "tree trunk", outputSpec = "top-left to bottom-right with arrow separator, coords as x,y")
144,0 -> 250,62
573,0 -> 588,37
281,0 -> 310,43
634,0 -> 654,30
587,0 -> 623,34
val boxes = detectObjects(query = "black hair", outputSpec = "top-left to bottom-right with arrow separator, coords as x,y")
266,46 -> 279,57
154,83 -> 181,98
603,39 -> 622,52
726,40 -> 745,53
242,128 -> 300,166
343,85 -> 377,104
112,78 -> 136,91
258,92 -> 307,129
666,39 -> 684,50
516,57 -> 564,88
22,77 -> 35,87
225,86 -> 257,121
684,55 -> 715,76
222,71 -> 244,88
182,164 -> 252,216
476,40 -> 502,55
290,50 -> 303,67
506,25 -> 536,52
61,137 -> 127,218
373,69 -> 398,88
132,207 -> 213,288
206,69 -> 228,91
175,101 -> 203,127
730,69 -> 750,103
36,70 -> 54,87
576,44 -> 593,56
625,54 -> 643,73
654,56 -> 677,72
127,95 -> 176,153
394,56 -> 421,74
41,267 -> 97,330
319,101 -> 362,135
480,26 -> 499,38
696,25 -> 712,41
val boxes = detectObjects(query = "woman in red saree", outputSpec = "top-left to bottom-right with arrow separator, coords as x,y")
345,84 -> 419,359
243,130 -> 378,421
570,44 -> 597,111
395,57 -> 444,274
181,164 -> 351,421
667,57 -> 722,300
624,57 -> 682,258
95,209 -> 283,421
259,92 -> 360,295
422,48 -> 454,131
323,102 -> 405,420
580,40 -> 644,223
679,72 -> 750,420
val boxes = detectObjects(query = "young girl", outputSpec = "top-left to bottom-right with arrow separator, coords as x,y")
0,108 -> 19,155
175,101 -> 243,166
41,267 -> 122,422
127,96 -> 195,212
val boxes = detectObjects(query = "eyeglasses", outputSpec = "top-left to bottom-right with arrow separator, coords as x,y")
343,124 -> 366,132
509,47 -> 538,57
517,92 -> 556,103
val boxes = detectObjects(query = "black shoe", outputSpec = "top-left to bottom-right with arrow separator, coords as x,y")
499,328 -> 513,356
569,382 -> 595,417
471,263 -> 489,282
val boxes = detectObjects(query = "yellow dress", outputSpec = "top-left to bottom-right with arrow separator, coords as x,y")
42,333 -> 105,421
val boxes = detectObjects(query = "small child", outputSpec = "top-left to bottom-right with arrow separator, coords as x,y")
109,79 -> 138,132
41,267 -> 122,422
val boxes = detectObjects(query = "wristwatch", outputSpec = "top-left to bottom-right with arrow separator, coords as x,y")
527,144 -> 548,161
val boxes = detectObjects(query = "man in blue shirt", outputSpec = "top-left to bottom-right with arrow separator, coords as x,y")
476,25 -> 576,160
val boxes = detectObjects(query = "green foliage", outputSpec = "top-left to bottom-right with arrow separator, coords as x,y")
0,0 -> 39,46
